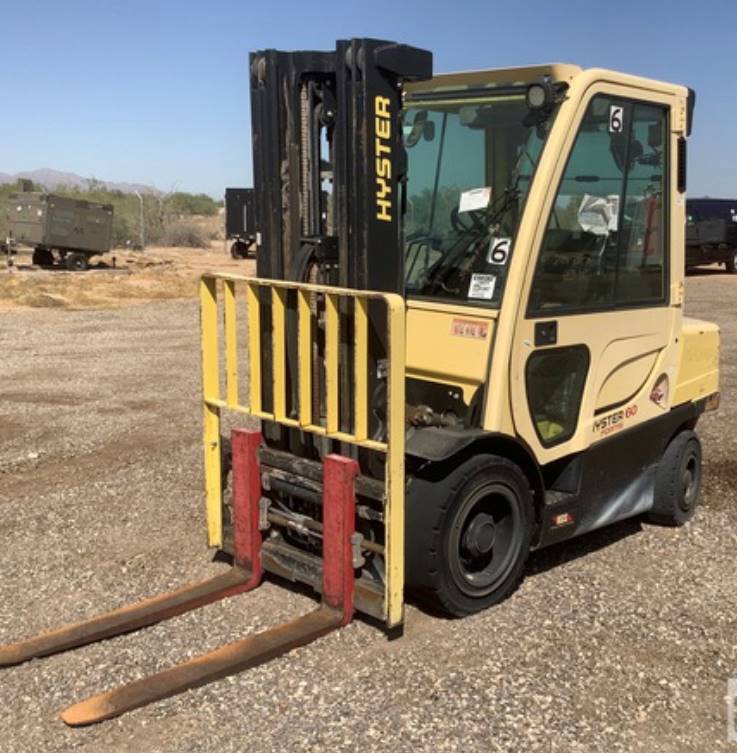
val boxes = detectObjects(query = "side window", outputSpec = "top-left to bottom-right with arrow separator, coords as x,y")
616,104 -> 667,304
528,95 -> 668,314
526,346 -> 589,446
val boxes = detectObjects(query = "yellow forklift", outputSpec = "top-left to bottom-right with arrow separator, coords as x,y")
0,38 -> 720,724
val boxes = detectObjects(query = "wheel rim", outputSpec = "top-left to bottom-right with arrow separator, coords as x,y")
680,452 -> 699,512
448,481 -> 523,598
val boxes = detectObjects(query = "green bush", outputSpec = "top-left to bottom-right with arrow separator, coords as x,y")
167,192 -> 219,216
161,219 -> 209,248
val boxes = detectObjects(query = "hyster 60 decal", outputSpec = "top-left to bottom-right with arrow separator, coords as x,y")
593,404 -> 638,438
375,95 -> 392,222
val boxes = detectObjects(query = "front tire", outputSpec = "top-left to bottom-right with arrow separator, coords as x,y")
230,241 -> 249,259
648,430 -> 702,526
32,247 -> 54,266
405,454 -> 533,616
726,248 -> 737,274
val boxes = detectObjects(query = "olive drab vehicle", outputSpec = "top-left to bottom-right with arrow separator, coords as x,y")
0,39 -> 719,725
6,192 -> 114,270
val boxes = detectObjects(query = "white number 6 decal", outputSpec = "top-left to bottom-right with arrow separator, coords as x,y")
609,105 -> 624,134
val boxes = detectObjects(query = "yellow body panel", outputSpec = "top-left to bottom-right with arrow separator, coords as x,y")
674,318 -> 720,405
595,348 -> 660,412
405,301 -> 495,404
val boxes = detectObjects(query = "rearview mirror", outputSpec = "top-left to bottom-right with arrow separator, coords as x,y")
404,110 -> 433,147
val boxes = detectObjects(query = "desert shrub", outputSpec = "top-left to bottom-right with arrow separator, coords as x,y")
167,192 -> 219,216
161,218 -> 209,248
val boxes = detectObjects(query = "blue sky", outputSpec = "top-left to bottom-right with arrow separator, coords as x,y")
1,0 -> 735,198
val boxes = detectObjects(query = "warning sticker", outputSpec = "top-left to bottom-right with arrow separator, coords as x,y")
468,273 -> 496,300
450,318 -> 489,339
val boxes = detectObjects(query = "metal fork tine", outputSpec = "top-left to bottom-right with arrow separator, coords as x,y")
61,606 -> 341,726
0,566 -> 256,667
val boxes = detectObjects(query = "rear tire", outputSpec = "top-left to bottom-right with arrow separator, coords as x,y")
65,252 -> 88,271
726,248 -> 737,274
405,454 -> 533,617
648,430 -> 702,526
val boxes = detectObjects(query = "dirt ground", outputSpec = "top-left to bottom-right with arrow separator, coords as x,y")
0,260 -> 735,753
0,242 -> 251,311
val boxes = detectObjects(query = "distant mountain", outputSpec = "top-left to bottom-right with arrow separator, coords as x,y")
0,168 -> 157,194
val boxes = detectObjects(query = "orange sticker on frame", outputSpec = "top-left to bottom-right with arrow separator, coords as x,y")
450,318 -> 489,339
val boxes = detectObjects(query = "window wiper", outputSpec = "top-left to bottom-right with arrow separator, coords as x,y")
425,186 -> 521,292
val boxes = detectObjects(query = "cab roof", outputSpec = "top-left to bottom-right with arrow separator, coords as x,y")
405,64 -> 687,101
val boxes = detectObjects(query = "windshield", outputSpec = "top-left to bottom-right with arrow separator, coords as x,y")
403,92 -> 555,306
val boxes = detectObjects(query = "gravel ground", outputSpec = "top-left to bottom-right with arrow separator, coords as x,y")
0,272 -> 736,753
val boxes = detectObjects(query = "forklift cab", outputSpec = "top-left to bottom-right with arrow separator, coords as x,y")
402,67 -> 705,462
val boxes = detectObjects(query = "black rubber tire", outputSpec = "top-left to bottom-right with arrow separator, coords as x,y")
65,252 -> 88,271
405,454 -> 533,617
32,247 -> 54,267
230,241 -> 249,259
648,430 -> 702,526
726,249 -> 737,274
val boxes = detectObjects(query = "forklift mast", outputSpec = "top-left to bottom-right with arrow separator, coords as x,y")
249,38 -> 433,292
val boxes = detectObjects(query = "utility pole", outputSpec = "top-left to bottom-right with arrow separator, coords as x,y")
134,191 -> 145,250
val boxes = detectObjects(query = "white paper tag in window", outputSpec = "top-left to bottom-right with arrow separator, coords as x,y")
459,187 -> 491,213
609,105 -> 624,133
468,273 -> 496,300
487,237 -> 511,265
577,194 -> 619,234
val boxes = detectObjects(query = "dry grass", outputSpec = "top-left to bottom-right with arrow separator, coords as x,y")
0,242 -> 252,311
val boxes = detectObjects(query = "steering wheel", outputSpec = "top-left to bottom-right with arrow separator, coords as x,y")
435,235 -> 490,295
450,206 -> 487,234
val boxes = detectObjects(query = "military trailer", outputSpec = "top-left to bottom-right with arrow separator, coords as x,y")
686,198 -> 737,272
224,187 -> 256,258
6,192 -> 114,270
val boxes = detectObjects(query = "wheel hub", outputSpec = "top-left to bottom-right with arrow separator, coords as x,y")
681,456 -> 698,511
462,513 -> 496,558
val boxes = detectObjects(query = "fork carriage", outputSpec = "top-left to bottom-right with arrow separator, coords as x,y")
200,273 -> 408,628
